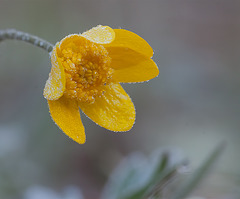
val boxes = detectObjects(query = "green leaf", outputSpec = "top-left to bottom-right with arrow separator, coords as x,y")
101,149 -> 186,199
125,153 -> 179,199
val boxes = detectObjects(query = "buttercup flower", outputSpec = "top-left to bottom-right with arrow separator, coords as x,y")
43,25 -> 159,144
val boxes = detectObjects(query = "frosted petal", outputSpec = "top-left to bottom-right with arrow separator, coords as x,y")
81,25 -> 115,44
44,44 -> 65,100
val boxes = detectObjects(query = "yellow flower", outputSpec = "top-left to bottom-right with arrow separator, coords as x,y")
43,25 -> 159,144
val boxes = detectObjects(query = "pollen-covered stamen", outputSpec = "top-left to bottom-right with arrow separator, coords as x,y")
59,37 -> 112,103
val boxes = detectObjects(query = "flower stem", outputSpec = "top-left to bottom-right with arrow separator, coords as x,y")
0,29 -> 54,53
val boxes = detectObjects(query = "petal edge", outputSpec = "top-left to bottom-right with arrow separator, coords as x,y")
44,45 -> 66,100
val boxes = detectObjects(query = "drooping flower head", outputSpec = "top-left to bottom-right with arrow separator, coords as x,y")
44,25 -> 159,144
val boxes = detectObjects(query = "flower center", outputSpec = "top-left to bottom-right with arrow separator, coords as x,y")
59,37 -> 112,103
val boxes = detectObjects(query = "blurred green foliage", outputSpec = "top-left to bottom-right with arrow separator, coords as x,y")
101,143 -> 224,199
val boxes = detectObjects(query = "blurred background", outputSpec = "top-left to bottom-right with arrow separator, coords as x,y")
0,0 -> 239,198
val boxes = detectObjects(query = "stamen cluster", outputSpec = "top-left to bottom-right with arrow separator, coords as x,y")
59,38 -> 112,103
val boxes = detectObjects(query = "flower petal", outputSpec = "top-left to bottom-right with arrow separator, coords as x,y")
81,25 -> 115,44
48,95 -> 86,144
79,83 -> 135,132
105,29 -> 153,57
59,34 -> 82,49
43,45 -> 65,100
106,47 -> 159,83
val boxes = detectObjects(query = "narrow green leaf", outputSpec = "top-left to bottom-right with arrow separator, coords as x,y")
125,153 -> 169,199
125,152 -> 186,199
170,142 -> 225,199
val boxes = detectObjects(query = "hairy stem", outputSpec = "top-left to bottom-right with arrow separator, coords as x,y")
0,29 -> 54,53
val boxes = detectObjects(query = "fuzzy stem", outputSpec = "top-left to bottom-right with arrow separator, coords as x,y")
0,29 -> 54,53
